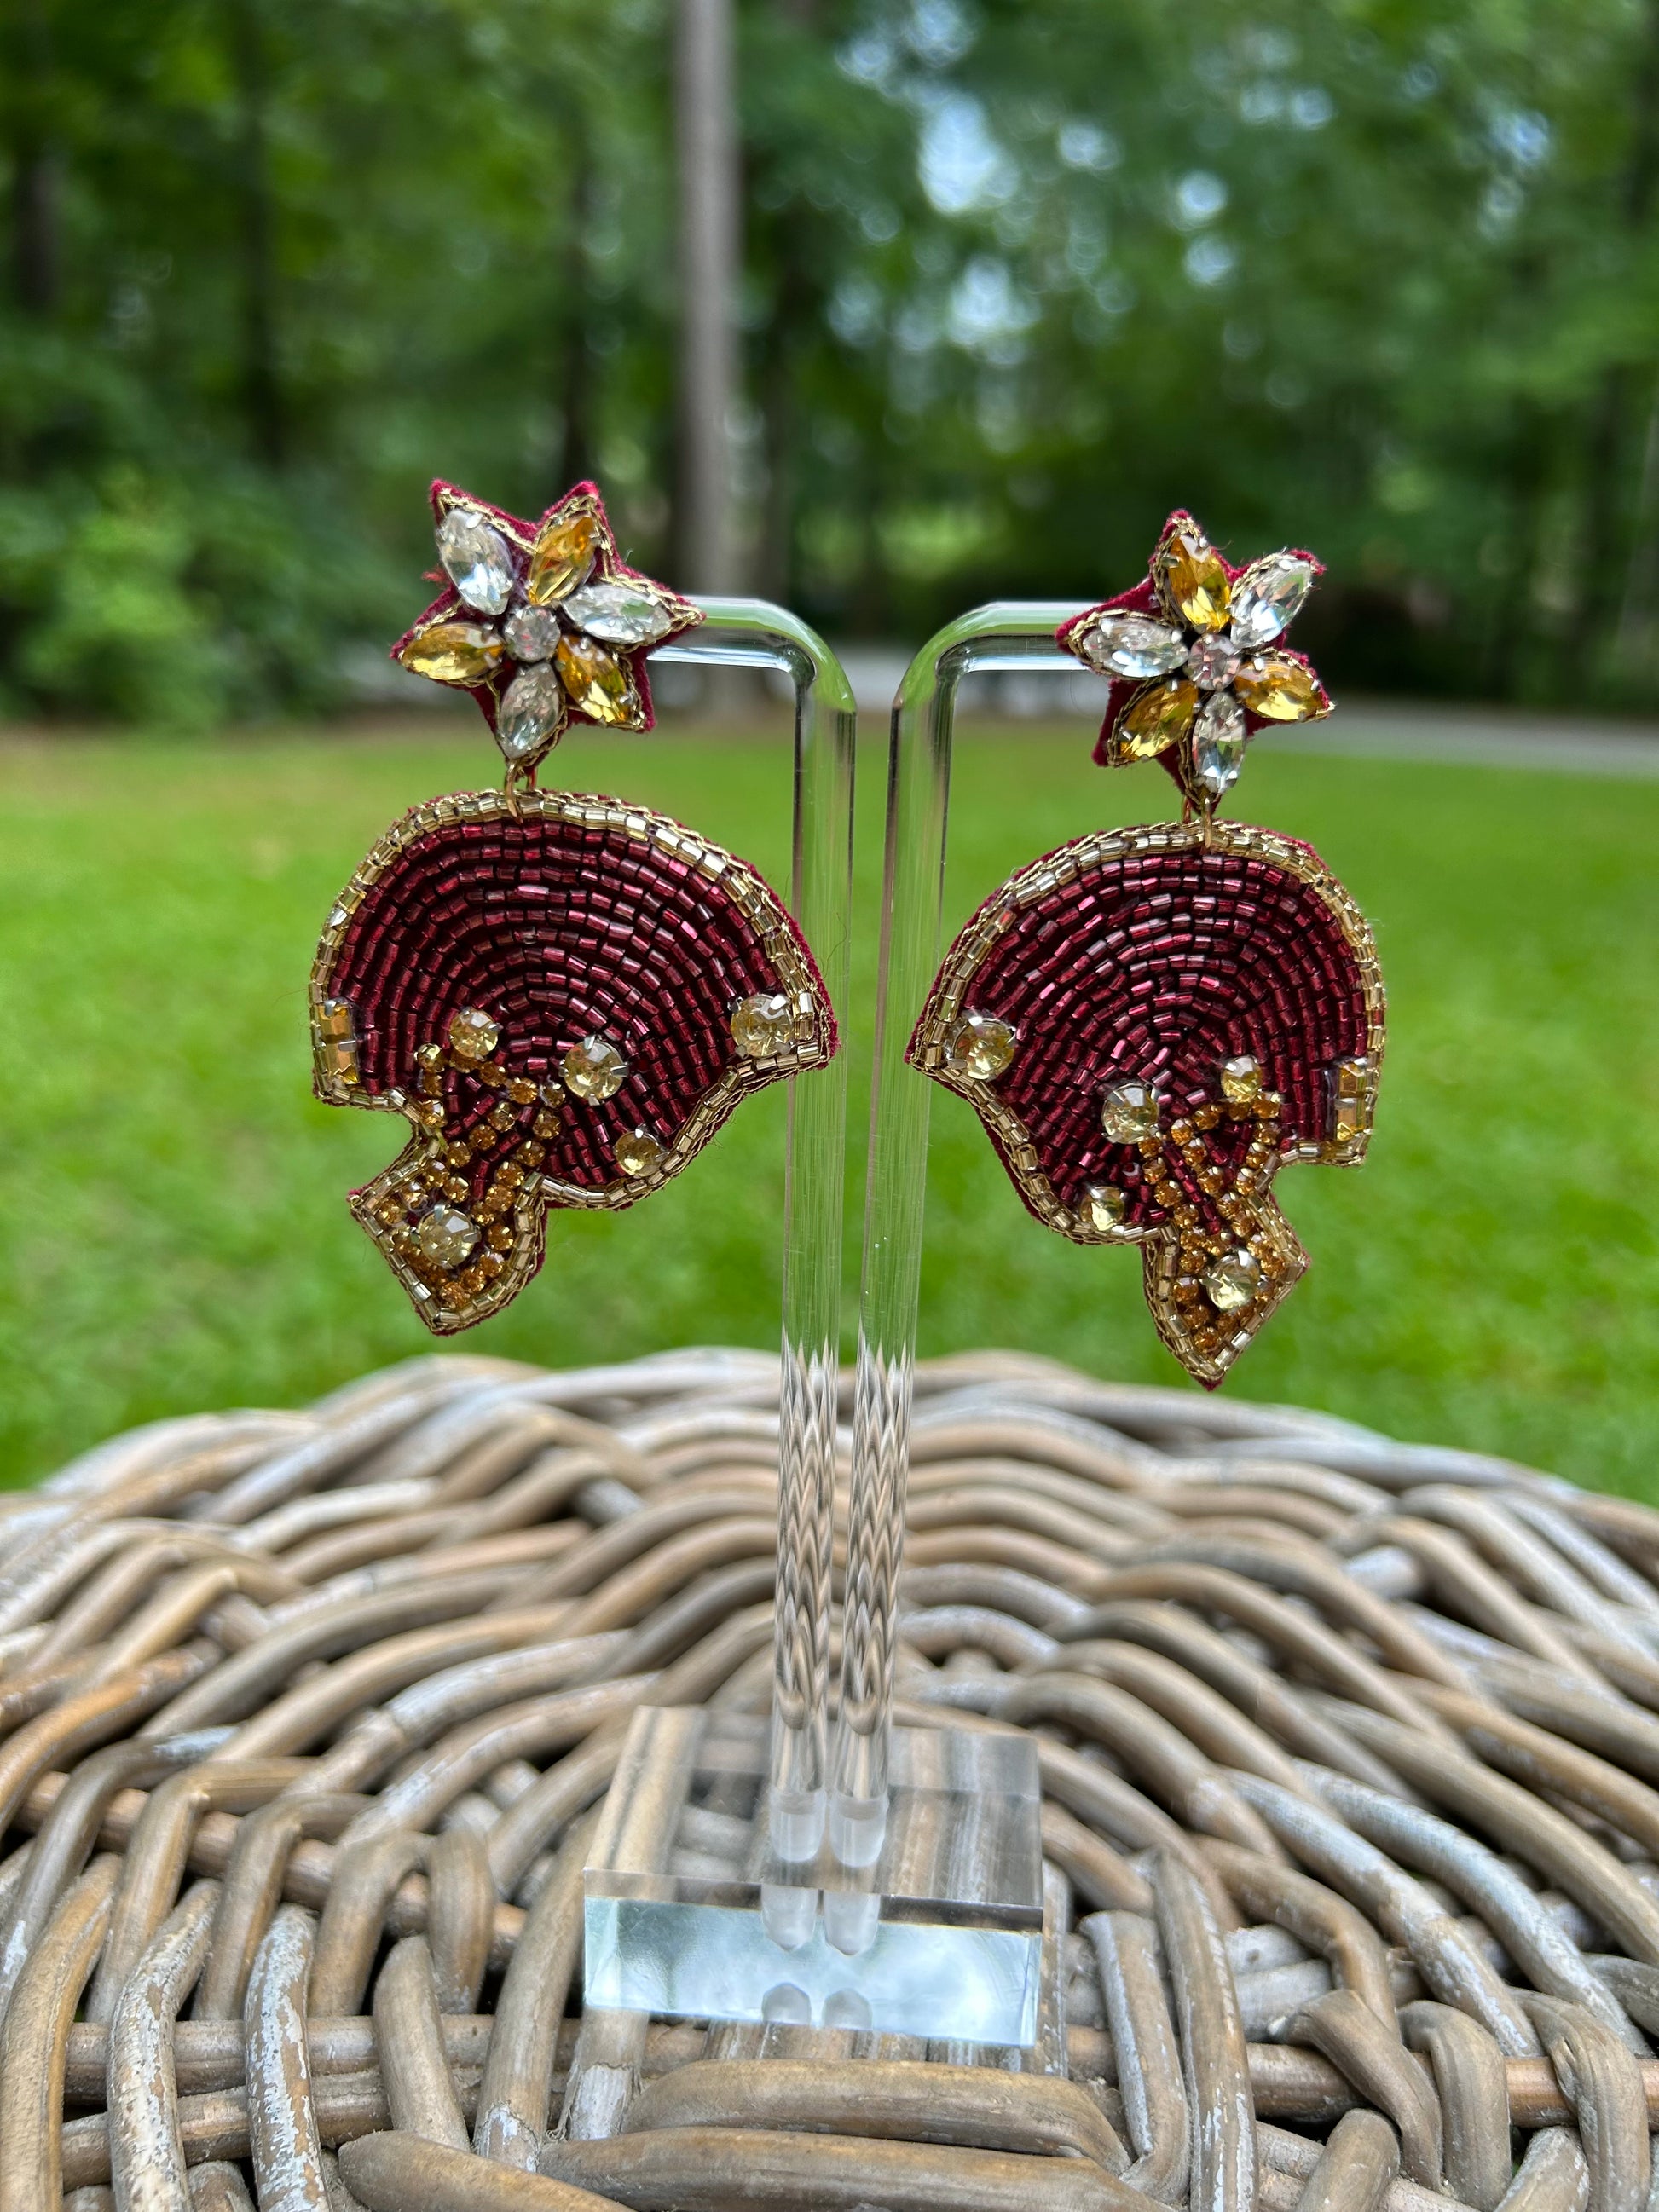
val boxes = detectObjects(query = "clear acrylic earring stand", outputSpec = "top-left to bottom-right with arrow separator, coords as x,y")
815,604 -> 1094,2038
581,599 -> 859,2021
583,603 -> 1088,2045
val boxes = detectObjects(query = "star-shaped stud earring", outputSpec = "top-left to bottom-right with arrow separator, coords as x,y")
1060,511 -> 1332,810
393,480 -> 701,777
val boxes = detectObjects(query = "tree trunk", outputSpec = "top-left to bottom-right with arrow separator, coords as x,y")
558,134 -> 596,489
225,0 -> 285,467
9,0 -> 60,315
1569,0 -> 1659,684
757,248 -> 808,606
673,0 -> 741,598
10,147 -> 60,316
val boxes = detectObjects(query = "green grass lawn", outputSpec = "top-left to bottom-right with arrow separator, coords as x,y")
2,713 -> 1657,1499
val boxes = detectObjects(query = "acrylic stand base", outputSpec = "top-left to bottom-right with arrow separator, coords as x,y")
582,1707 -> 1043,2045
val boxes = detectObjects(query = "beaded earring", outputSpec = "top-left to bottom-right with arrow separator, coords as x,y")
908,512 -> 1384,1386
310,479 -> 837,1333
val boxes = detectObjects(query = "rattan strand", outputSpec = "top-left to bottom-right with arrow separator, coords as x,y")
8,1346 -> 1659,2212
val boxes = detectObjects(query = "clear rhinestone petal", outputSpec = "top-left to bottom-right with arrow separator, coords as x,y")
1074,611 -> 1189,680
495,662 -> 564,761
1193,689 -> 1246,800
564,580 -> 678,648
1229,552 -> 1316,650
436,508 -> 515,615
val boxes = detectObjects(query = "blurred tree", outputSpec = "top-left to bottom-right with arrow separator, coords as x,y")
674,0 -> 741,593
223,0 -> 285,466
1,0 -> 1656,721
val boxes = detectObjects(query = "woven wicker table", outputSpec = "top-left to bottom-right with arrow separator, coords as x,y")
6,1345 -> 1658,2212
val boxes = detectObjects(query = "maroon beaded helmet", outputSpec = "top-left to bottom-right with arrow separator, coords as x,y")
908,515 -> 1383,1387
311,481 -> 836,1334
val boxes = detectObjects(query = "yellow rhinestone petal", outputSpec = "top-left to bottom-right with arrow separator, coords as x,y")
1112,676 -> 1199,761
528,511 -> 602,606
398,621 -> 507,685
555,632 -> 642,726
1233,653 -> 1328,722
1156,520 -> 1232,632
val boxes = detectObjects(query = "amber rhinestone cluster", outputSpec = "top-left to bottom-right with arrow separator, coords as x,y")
367,1006 -> 557,1314
1135,1060 -> 1302,1371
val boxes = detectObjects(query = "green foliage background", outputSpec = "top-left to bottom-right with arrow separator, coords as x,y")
6,0 -> 1659,721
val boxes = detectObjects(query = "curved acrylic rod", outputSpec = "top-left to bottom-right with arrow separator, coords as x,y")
830,603 -> 1090,1896
655,600 -> 856,1883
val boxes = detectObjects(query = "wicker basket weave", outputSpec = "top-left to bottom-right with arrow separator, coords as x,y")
8,1344 -> 1659,2212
